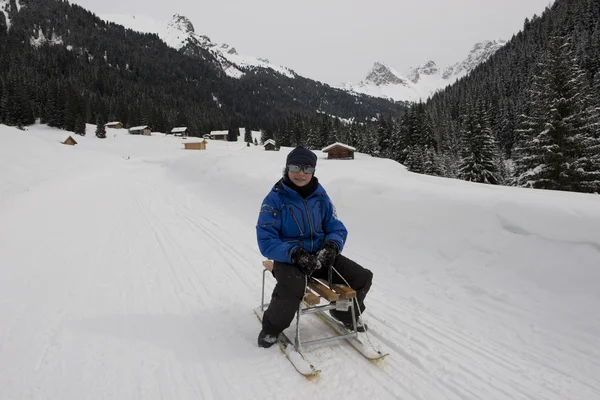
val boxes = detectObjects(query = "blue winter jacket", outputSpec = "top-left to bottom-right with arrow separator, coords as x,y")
256,179 -> 348,264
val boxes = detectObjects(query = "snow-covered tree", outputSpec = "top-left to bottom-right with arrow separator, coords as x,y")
95,115 -> 106,139
244,127 -> 252,143
458,102 -> 500,184
513,35 -> 600,192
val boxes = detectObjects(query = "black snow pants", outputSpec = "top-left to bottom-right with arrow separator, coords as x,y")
261,254 -> 373,335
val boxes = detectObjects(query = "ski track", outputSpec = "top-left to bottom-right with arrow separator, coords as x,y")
1,147 -> 599,399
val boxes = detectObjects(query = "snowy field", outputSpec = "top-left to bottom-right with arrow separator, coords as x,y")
1,123 -> 600,400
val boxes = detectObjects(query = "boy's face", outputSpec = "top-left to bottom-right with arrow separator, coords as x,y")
288,168 -> 313,187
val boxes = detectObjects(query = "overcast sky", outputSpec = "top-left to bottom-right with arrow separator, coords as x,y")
71,0 -> 554,85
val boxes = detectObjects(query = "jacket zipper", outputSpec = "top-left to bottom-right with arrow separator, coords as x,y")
302,198 -> 315,252
290,207 -> 304,235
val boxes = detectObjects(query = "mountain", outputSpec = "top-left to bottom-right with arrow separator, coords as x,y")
422,0 -> 600,193
0,0 -> 404,136
342,40 -> 507,102
100,13 -> 297,80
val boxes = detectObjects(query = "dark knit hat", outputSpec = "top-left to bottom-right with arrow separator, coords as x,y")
286,146 -> 317,168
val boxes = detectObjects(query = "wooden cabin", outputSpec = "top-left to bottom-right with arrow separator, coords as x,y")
105,121 -> 123,129
184,140 -> 207,150
129,125 -> 152,136
322,142 -> 355,160
264,139 -> 277,151
171,127 -> 191,137
210,132 -> 229,141
62,136 -> 77,146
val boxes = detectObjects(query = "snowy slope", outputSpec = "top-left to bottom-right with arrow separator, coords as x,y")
343,40 -> 507,102
100,13 -> 296,79
1,124 -> 600,399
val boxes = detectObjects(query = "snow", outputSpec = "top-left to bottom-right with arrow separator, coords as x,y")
343,40 -> 507,102
342,78 -> 423,103
1,123 -> 600,399
100,13 -> 296,80
29,28 -> 64,48
322,142 -> 356,152
171,127 -> 188,133
128,125 -> 149,131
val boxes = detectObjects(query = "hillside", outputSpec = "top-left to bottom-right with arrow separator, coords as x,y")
1,123 -> 599,399
0,0 -> 404,135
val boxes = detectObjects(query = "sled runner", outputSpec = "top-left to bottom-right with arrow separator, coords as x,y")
256,260 -> 388,378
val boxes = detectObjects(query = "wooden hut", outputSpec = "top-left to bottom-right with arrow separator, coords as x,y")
264,139 -> 277,151
210,131 -> 229,141
322,142 -> 355,160
171,127 -> 191,137
184,140 -> 207,150
62,136 -> 78,146
129,125 -> 152,136
105,121 -> 123,129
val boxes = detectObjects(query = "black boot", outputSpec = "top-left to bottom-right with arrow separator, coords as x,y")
329,310 -> 368,332
257,329 -> 279,348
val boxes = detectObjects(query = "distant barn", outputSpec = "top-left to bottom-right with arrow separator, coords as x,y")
105,121 -> 123,129
210,131 -> 229,141
184,140 -> 207,150
62,136 -> 77,146
264,139 -> 277,151
171,127 -> 191,137
129,125 -> 152,136
210,127 -> 249,142
322,142 -> 355,160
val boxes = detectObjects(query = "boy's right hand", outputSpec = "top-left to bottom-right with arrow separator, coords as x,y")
292,247 -> 320,276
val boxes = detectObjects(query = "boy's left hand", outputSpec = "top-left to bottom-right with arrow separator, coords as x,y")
317,241 -> 338,269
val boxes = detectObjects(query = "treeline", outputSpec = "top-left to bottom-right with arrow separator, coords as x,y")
0,0 -> 404,136
419,0 -> 600,193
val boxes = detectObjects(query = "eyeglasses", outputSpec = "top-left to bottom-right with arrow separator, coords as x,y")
288,164 -> 315,174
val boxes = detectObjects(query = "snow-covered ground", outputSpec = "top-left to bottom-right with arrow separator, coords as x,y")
1,123 -> 599,399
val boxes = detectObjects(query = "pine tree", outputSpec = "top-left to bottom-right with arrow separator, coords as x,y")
75,115 -> 86,136
376,114 -> 391,158
513,35 -> 600,192
458,102 -> 500,184
405,145 -> 426,173
260,128 -> 274,144
276,123 -> 292,147
227,125 -> 238,142
244,127 -> 252,143
96,115 -> 106,139
360,125 -> 380,156
318,116 -> 330,148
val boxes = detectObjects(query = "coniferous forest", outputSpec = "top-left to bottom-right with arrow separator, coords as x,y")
1,0 -> 599,194
0,0 -> 405,136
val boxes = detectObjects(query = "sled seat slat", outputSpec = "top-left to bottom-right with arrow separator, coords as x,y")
308,279 -> 339,302
331,284 -> 356,299
262,260 -> 321,305
262,260 -> 354,303
303,291 -> 321,305
262,260 -> 274,271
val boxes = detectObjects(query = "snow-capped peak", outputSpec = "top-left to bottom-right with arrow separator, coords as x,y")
342,39 -> 506,102
364,61 -> 411,87
168,14 -> 194,35
407,61 -> 439,84
100,13 -> 296,80
443,39 -> 506,80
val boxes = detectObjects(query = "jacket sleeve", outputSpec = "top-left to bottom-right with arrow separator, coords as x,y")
322,194 -> 348,253
256,193 -> 297,263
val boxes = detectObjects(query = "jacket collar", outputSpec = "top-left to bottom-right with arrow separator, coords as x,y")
274,177 -> 325,199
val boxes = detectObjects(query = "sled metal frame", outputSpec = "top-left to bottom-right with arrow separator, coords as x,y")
260,267 -> 358,353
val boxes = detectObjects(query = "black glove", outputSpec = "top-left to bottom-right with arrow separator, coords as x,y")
317,241 -> 338,269
292,247 -> 320,276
